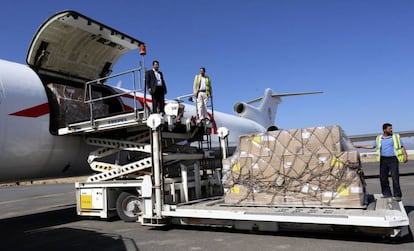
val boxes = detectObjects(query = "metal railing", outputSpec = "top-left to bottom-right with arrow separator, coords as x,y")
83,67 -> 146,127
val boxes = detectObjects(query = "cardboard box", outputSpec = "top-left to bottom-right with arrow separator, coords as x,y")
301,126 -> 342,153
224,172 -> 365,208
47,83 -> 109,128
222,125 -> 366,208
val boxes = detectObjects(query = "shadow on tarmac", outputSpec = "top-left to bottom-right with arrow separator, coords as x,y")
1,202 -> 412,250
0,206 -> 138,251
156,219 -> 414,245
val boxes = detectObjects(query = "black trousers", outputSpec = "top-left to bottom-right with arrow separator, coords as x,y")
152,88 -> 165,113
379,156 -> 402,198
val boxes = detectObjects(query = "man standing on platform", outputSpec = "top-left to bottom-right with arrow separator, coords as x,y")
146,60 -> 167,114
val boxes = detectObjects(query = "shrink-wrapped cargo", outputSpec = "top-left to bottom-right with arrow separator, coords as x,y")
222,125 -> 366,208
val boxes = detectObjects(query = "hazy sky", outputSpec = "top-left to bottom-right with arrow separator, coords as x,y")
1,0 -> 414,136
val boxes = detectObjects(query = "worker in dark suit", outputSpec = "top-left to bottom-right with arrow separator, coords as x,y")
145,60 -> 167,114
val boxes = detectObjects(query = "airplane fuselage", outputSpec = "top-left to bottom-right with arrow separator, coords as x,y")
0,60 -> 94,182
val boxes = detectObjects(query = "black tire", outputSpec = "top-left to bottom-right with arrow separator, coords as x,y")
116,191 -> 142,222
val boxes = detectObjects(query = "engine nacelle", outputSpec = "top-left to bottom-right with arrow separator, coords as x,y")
233,102 -> 252,116
233,100 -> 279,132
233,101 -> 271,128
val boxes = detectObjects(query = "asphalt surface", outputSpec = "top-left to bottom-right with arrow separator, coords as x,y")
1,162 -> 414,251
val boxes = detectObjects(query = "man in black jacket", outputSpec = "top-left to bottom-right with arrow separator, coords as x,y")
145,60 -> 167,114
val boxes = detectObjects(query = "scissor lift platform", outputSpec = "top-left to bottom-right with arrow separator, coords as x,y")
58,111 -> 147,135
154,194 -> 410,238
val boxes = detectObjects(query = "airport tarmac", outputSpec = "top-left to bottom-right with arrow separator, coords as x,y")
1,162 -> 414,251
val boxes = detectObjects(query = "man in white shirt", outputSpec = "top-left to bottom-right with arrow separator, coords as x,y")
193,67 -> 212,122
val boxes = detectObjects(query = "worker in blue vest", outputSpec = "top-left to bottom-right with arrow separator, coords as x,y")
355,123 -> 408,201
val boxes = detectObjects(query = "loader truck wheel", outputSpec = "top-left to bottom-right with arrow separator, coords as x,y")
116,192 -> 142,222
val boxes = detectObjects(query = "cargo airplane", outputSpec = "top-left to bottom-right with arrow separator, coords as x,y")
0,10 -> 411,184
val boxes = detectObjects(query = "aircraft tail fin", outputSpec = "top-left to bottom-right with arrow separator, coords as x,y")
233,88 -> 322,130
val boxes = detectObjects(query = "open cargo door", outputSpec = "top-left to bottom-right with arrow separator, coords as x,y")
26,10 -> 144,80
25,10 -> 146,134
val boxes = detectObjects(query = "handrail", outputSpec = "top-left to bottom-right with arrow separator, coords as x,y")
83,66 -> 145,128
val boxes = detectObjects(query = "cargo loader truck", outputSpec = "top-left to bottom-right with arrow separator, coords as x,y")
65,112 -> 409,239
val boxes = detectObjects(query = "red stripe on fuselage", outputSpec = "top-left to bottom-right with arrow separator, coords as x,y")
121,93 -> 152,107
9,103 -> 49,117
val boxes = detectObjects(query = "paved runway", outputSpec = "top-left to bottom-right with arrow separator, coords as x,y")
1,162 -> 414,251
